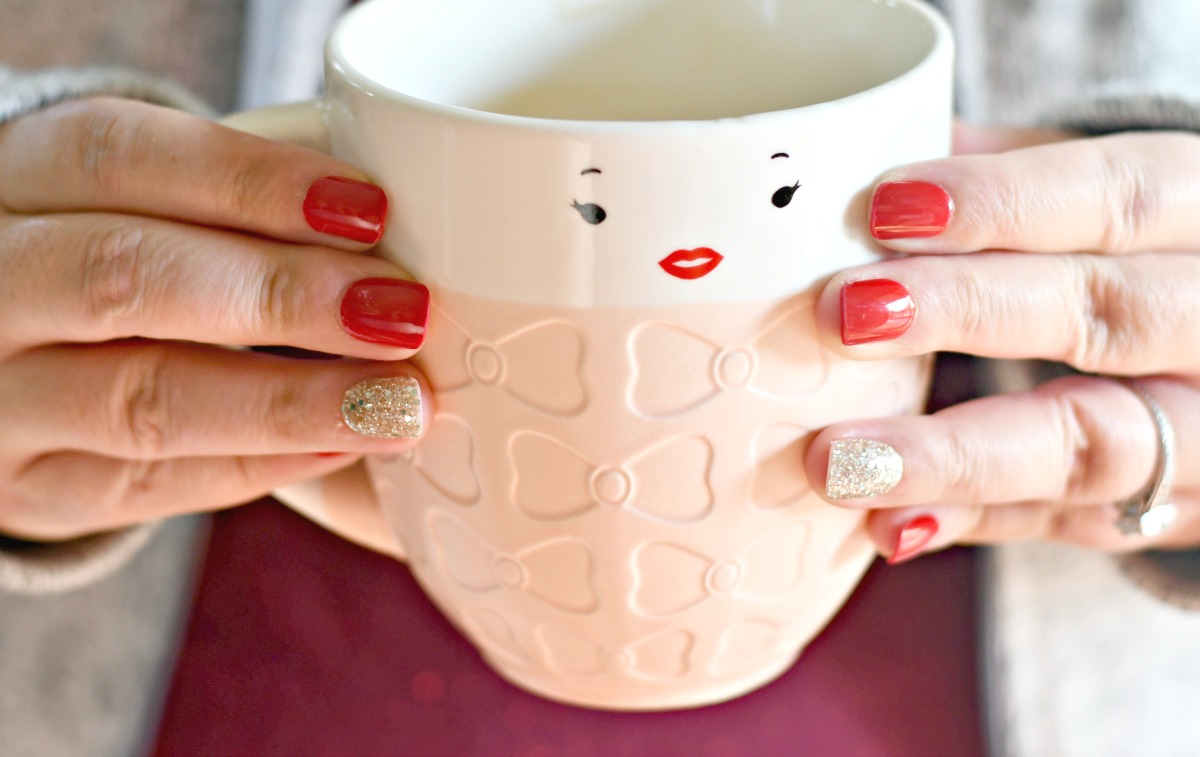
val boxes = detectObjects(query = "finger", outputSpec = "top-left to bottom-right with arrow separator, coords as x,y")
0,213 -> 427,359
867,131 -> 1200,254
820,251 -> 1200,375
952,122 -> 1076,156
276,461 -> 403,559
0,342 -> 431,459
863,496 -> 1200,565
1,451 -> 362,541
0,98 -> 385,247
807,375 -> 1200,511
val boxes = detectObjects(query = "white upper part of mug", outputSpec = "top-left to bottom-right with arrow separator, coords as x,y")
332,0 -> 943,122
322,0 -> 953,307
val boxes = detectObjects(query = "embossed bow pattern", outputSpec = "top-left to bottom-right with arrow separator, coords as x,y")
712,619 -> 789,673
394,414 -> 481,505
509,431 -> 715,523
537,625 -> 694,679
631,520 -> 810,615
428,512 -> 598,614
423,306 -> 588,416
628,302 -> 828,418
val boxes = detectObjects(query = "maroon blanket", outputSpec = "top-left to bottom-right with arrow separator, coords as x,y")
153,500 -> 983,756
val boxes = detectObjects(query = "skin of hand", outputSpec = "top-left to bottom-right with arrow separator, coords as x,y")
807,122 -> 1200,562
0,97 -> 429,555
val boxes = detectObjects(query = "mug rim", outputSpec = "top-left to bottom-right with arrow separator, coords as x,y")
326,0 -> 953,132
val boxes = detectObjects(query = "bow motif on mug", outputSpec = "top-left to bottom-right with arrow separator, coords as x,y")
428,511 -> 598,614
748,423 -> 812,510
392,414 -> 481,505
461,607 -> 534,665
631,520 -> 810,616
628,301 -> 828,418
536,625 -> 694,679
422,306 -> 587,417
712,618 -> 789,673
509,431 -> 715,523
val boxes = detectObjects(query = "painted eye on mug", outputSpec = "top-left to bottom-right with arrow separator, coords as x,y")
772,181 -> 801,209
572,200 -> 607,225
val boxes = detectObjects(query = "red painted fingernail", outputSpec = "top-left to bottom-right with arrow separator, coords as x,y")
870,181 -> 953,240
316,452 -> 345,458
341,278 -> 430,349
303,176 -> 388,244
840,279 -> 915,345
888,515 -> 939,565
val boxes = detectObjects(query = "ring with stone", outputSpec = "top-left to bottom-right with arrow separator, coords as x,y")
1113,380 -> 1178,538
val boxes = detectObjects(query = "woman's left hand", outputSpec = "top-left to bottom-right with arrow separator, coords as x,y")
808,124 -> 1200,563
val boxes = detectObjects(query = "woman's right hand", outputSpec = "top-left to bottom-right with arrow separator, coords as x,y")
0,96 -> 430,544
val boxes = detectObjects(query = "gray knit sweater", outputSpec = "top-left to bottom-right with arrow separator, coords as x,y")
4,1 -> 1200,755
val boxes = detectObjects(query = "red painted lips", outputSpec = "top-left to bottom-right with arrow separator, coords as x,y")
658,247 -> 724,280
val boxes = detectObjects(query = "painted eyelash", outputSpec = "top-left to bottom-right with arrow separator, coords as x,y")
572,199 -> 607,225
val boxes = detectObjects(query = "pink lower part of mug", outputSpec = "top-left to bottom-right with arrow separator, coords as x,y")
370,285 -> 931,710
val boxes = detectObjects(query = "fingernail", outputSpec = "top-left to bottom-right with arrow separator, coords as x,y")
341,278 -> 430,349
342,377 -> 423,439
303,176 -> 388,244
316,452 -> 346,458
870,181 -> 953,240
825,439 -> 903,500
888,515 -> 939,565
840,279 -> 915,345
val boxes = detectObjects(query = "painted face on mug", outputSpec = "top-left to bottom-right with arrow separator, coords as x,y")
542,138 -> 830,308
570,153 -> 803,285
373,120 -> 884,309
410,135 -> 833,309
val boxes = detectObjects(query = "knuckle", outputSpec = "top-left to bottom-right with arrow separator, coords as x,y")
216,150 -> 277,221
81,219 -> 152,328
960,164 -> 1027,250
1066,258 -> 1137,371
942,426 -> 989,502
83,460 -> 149,526
255,376 -> 310,446
947,268 -> 993,344
73,98 -> 150,196
123,459 -> 157,497
228,455 -> 263,494
255,259 -> 307,336
118,459 -> 168,510
1049,385 -> 1117,503
108,347 -> 174,457
1096,144 -> 1162,253
1039,503 -> 1075,543
92,459 -> 173,532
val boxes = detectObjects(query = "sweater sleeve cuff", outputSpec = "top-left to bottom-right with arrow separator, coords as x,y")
0,65 -> 211,594
0,65 -> 215,125
0,523 -> 160,595
1040,90 -> 1200,135
1116,551 -> 1200,611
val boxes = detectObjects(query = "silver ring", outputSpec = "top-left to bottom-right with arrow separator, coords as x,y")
1114,380 -> 1177,537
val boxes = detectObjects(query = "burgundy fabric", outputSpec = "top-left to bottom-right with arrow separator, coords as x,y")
151,500 -> 983,756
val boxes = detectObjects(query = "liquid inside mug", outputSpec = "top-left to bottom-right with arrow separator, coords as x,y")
233,0 -> 953,710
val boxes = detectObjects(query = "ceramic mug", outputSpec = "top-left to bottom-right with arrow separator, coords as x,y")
233,0 -> 953,710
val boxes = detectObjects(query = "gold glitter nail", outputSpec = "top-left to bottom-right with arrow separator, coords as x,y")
342,377 -> 422,439
825,439 -> 903,500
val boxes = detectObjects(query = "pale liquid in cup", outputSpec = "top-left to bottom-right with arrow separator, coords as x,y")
359,0 -> 938,123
